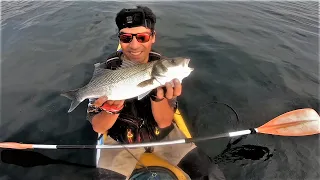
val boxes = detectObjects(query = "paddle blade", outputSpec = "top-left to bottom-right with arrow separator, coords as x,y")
0,142 -> 33,149
256,108 -> 320,136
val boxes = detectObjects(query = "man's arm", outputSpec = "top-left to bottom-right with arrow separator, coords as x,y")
87,97 -> 124,134
91,112 -> 120,134
151,98 -> 176,128
151,79 -> 181,128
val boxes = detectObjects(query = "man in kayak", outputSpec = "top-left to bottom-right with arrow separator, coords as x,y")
86,5 -> 196,178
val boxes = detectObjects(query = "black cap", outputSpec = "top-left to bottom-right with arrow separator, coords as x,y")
115,6 -> 156,32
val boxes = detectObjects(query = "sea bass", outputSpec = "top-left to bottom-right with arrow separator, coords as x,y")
61,57 -> 194,113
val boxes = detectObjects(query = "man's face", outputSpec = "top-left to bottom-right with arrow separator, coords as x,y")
119,26 -> 156,64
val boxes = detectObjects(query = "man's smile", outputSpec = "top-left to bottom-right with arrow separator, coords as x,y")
130,51 -> 142,56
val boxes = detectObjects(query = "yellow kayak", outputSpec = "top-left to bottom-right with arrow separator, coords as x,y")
130,108 -> 192,180
95,44 -> 193,180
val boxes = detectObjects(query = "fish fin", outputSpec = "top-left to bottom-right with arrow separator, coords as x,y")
60,89 -> 82,113
91,60 -> 139,79
92,64 -> 112,78
67,100 -> 82,113
137,78 -> 155,88
138,90 -> 153,100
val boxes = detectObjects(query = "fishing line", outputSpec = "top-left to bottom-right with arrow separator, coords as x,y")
191,101 -> 240,163
121,145 -> 158,180
97,134 -> 157,179
118,107 -> 159,179
195,101 -> 240,123
192,101 -> 240,137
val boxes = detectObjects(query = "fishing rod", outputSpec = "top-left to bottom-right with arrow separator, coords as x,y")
0,108 -> 319,150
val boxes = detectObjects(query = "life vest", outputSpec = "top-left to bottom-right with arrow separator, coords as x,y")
100,50 -> 175,144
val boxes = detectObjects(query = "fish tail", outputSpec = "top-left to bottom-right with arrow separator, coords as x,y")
60,89 -> 82,113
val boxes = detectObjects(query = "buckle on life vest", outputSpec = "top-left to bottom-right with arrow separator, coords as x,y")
155,127 -> 160,136
127,129 -> 134,143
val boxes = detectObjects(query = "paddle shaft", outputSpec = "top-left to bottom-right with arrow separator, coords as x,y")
28,128 -> 257,149
186,128 -> 257,143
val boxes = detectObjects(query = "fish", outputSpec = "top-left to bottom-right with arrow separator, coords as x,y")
61,57 -> 194,113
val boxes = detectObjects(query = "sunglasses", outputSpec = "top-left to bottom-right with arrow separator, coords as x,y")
118,32 -> 153,43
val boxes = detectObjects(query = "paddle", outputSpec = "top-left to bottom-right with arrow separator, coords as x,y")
0,108 -> 319,150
